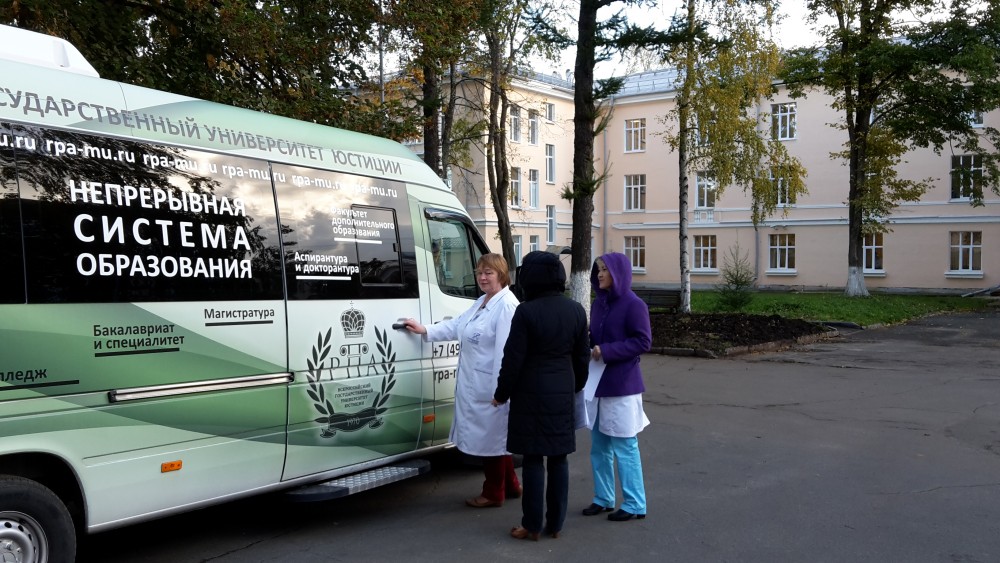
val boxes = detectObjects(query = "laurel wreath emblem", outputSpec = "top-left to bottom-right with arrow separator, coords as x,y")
306,325 -> 396,438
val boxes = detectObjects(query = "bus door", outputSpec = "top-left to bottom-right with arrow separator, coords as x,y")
421,209 -> 488,445
276,164 -> 425,480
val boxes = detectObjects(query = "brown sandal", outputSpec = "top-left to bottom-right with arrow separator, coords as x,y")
465,496 -> 502,508
510,526 -> 540,541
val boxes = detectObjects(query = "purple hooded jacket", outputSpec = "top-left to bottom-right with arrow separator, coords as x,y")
590,252 -> 652,397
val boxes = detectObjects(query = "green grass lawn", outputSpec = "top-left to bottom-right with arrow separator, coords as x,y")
691,291 -> 995,327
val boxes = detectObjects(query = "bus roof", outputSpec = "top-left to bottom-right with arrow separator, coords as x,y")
0,25 -> 99,77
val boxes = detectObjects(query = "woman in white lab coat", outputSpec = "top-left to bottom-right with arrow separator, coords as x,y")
403,253 -> 521,507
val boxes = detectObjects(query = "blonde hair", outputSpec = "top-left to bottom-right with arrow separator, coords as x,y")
476,253 -> 510,287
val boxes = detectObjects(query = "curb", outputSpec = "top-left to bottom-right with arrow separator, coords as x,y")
647,328 -> 841,359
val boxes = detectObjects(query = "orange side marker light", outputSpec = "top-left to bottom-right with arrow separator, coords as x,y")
161,460 -> 183,473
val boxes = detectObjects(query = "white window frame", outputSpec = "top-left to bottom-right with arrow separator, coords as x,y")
949,231 -> 982,274
863,232 -> 884,274
772,171 -> 795,207
772,102 -> 797,141
509,106 -> 521,142
693,235 -> 717,271
545,144 -> 555,183
513,235 -> 522,266
545,102 -> 555,122
528,110 -> 539,145
528,169 -> 539,208
509,167 -> 521,208
624,118 -> 646,153
529,235 -> 540,253
623,236 -> 646,271
546,205 -> 556,244
624,174 -> 646,212
768,233 -> 796,272
696,172 -> 717,209
951,154 -> 982,200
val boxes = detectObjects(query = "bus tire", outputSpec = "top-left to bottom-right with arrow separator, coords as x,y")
0,476 -> 76,563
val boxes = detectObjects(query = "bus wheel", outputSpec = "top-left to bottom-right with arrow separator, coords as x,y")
0,476 -> 76,563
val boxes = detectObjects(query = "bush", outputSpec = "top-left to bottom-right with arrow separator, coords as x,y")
716,243 -> 756,310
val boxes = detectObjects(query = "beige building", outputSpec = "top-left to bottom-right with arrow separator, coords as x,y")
434,69 -> 997,293
440,71 -> 578,264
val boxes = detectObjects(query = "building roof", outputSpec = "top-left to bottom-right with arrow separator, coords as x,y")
616,68 -> 681,97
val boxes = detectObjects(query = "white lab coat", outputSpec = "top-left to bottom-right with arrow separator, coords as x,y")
425,286 -> 519,456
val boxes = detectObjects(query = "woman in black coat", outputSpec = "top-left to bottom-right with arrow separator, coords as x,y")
492,251 -> 589,541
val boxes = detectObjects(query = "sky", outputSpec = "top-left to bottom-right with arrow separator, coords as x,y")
542,1 -> 829,81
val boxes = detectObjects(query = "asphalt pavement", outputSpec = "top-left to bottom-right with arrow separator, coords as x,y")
79,307 -> 1000,563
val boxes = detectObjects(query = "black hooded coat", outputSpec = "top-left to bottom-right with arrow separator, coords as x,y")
494,251 -> 589,455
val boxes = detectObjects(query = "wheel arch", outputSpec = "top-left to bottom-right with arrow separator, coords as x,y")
0,452 -> 86,534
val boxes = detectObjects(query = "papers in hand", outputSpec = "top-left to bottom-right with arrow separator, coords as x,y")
575,359 -> 604,430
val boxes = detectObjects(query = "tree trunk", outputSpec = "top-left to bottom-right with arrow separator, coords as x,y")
675,0 -> 696,314
485,31 -> 514,268
569,0 -> 600,313
421,60 -> 441,177
439,61 -> 458,185
845,108 -> 870,297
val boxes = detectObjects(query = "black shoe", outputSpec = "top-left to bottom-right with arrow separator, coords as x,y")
608,509 -> 646,521
582,503 -> 612,516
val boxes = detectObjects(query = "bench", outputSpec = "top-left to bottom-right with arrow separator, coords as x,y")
632,288 -> 682,313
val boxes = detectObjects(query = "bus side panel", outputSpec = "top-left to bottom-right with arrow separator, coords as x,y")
0,119 -> 293,527
0,301 -> 289,528
0,386 -> 287,527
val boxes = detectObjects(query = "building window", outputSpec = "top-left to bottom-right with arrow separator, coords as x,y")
513,235 -> 522,266
863,233 -> 884,272
546,205 -> 556,244
951,155 -> 983,200
625,118 -> 646,153
624,174 -> 646,211
545,102 -> 555,122
545,144 -> 555,183
694,114 -> 714,146
528,110 -> 538,145
528,169 -> 539,208
968,109 -> 984,127
696,172 -> 717,209
771,169 -> 796,207
624,236 -> 646,270
509,167 -> 521,207
529,235 -> 540,253
771,103 -> 797,141
693,235 -> 717,271
509,106 -> 521,142
950,231 -> 982,272
768,233 -> 796,271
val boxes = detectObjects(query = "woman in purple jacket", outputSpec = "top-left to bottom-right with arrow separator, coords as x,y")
582,252 -> 651,522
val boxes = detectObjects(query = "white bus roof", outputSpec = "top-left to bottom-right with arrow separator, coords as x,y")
0,25 -> 99,77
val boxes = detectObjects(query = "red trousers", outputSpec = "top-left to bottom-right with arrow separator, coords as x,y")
481,454 -> 520,502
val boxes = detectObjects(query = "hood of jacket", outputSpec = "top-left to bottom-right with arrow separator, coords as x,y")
591,252 -> 633,301
518,250 -> 566,300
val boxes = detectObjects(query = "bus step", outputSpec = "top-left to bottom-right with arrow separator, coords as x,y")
284,459 -> 431,502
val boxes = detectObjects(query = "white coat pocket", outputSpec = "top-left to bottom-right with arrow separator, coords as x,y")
469,368 -> 497,402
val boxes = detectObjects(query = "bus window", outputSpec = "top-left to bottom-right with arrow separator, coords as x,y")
427,216 -> 484,299
0,121 -> 25,303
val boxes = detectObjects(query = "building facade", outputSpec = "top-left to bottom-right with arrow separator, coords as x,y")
435,69 -> 997,293
441,71 -> 578,266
